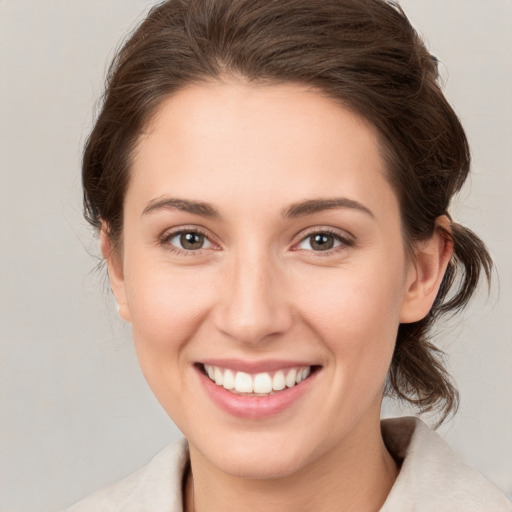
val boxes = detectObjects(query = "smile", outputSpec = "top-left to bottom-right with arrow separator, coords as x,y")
197,360 -> 321,418
203,364 -> 312,396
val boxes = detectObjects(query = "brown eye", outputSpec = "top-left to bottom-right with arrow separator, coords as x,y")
166,230 -> 213,251
296,231 -> 351,252
310,234 -> 335,251
180,232 -> 205,250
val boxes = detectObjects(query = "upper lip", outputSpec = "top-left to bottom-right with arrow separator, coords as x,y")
198,358 -> 319,374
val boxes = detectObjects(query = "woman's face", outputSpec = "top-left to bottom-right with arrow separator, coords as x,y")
109,82 -> 420,479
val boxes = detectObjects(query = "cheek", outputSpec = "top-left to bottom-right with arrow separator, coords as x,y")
125,257 -> 215,341
123,263 -> 217,391
124,266 -> 219,426
295,257 -> 406,368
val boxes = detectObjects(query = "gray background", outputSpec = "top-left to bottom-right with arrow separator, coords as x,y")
0,1 -> 511,511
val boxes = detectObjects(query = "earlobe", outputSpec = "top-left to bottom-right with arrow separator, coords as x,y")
399,216 -> 454,323
100,226 -> 131,322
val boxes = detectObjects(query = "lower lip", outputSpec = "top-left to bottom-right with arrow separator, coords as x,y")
197,366 -> 318,419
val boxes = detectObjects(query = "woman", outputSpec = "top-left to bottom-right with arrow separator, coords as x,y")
68,0 -> 511,510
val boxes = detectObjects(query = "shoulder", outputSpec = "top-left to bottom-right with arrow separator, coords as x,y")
380,417 -> 512,512
65,438 -> 189,512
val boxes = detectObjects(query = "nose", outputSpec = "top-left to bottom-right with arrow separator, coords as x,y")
213,249 -> 293,345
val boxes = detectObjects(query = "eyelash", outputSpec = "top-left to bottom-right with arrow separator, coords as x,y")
159,227 -> 215,256
159,227 -> 354,255
292,228 -> 355,255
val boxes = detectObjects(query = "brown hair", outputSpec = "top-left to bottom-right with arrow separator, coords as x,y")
82,0 -> 492,422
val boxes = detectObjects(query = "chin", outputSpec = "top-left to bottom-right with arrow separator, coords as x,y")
189,426 -> 322,480
212,448 -> 308,480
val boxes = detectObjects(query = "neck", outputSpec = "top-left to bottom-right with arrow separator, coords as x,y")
184,413 -> 398,512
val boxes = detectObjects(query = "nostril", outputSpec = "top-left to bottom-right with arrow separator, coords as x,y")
212,304 -> 294,345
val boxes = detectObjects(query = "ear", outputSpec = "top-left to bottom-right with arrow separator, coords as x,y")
399,215 -> 454,323
101,225 -> 131,322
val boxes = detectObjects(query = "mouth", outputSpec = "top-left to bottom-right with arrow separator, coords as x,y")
198,363 -> 320,397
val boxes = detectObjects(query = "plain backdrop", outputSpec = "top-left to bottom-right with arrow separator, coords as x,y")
1,1 -> 511,511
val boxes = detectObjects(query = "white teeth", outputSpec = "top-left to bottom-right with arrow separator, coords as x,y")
234,371 -> 253,393
253,373 -> 273,394
296,366 -> 311,384
285,368 -> 297,388
204,364 -> 313,394
272,370 -> 286,391
223,369 -> 235,390
214,366 -> 223,386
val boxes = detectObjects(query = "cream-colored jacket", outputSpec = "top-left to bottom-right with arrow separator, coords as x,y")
67,417 -> 511,511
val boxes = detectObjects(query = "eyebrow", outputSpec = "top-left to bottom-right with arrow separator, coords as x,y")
142,196 -> 374,220
282,198 -> 375,219
142,197 -> 221,218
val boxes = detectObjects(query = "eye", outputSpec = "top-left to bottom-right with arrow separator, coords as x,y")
295,230 -> 352,252
164,230 -> 214,252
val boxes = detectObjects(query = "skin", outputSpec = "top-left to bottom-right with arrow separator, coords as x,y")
104,81 -> 453,511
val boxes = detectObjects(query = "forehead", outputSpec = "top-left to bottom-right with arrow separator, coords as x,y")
128,81 -> 398,221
